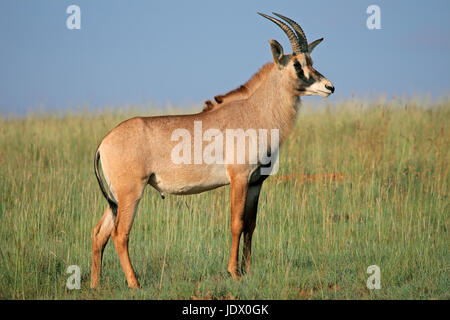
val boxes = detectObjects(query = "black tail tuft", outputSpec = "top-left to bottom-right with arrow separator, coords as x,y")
94,149 -> 118,215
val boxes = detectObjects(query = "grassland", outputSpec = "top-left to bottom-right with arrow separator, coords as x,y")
0,98 -> 448,299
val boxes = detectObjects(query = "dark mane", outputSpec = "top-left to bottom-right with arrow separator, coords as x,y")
201,100 -> 215,112
201,62 -> 274,112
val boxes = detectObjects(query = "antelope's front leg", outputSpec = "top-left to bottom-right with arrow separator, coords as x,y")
227,175 -> 248,279
241,182 -> 263,275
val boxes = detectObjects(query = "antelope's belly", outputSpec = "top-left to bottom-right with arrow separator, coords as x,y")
149,164 -> 230,195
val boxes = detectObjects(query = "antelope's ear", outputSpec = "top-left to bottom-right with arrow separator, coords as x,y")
269,39 -> 284,66
308,38 -> 324,54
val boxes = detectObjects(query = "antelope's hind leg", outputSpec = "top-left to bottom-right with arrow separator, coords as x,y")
91,205 -> 115,289
111,182 -> 146,289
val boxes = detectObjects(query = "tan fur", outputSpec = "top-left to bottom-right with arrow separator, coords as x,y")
91,36 -> 333,289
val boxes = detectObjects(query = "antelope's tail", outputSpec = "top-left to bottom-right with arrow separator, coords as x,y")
94,149 -> 118,215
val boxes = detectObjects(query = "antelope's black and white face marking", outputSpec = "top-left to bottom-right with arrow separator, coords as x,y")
291,54 -> 334,97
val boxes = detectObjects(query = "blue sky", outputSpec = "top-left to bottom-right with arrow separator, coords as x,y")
0,0 -> 449,114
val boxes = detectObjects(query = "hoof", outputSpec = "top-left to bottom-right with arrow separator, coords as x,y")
227,270 -> 242,280
128,281 -> 141,289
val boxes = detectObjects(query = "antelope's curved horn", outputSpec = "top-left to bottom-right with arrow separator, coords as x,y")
257,12 -> 302,54
272,12 -> 308,53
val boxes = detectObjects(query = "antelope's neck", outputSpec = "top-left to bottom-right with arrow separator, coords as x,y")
250,66 -> 300,144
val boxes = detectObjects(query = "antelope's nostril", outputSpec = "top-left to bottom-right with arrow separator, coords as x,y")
325,84 -> 335,93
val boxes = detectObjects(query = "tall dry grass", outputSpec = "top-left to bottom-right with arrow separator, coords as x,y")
0,98 -> 448,299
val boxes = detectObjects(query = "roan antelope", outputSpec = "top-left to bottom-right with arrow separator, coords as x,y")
91,12 -> 334,289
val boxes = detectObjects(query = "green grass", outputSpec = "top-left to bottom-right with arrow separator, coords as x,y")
0,98 -> 448,299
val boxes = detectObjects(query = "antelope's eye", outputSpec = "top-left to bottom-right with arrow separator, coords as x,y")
293,61 -> 304,78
